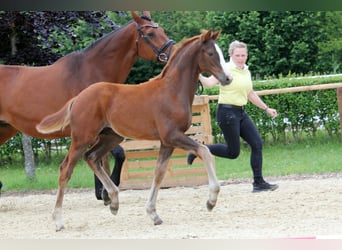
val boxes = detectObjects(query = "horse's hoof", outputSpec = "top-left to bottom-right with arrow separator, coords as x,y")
154,218 -> 163,225
206,200 -> 215,211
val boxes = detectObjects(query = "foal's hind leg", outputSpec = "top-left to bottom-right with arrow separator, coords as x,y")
84,131 -> 124,215
100,152 -> 112,205
100,145 -> 125,204
93,128 -> 122,205
53,143 -> 87,231
146,144 -> 174,225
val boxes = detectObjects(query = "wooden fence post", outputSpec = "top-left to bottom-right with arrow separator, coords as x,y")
337,87 -> 342,140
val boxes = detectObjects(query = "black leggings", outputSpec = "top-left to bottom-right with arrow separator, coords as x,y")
207,104 -> 263,178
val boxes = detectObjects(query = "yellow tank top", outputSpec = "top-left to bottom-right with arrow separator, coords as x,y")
218,62 -> 253,106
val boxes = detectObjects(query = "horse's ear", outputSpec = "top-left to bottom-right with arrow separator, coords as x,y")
142,11 -> 151,18
212,30 -> 221,41
131,11 -> 139,22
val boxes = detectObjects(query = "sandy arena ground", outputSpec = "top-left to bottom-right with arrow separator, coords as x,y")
1,174 -> 342,239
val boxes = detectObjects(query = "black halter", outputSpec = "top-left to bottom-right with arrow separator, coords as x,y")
135,21 -> 174,63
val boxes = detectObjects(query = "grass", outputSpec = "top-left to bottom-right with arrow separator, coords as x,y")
1,136 -> 342,192
215,136 -> 342,180
0,160 -> 94,191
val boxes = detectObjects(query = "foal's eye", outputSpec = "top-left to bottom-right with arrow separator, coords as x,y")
208,52 -> 214,56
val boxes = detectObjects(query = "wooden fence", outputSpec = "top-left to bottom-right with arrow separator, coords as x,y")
119,95 -> 214,189
209,82 -> 342,139
119,82 -> 342,190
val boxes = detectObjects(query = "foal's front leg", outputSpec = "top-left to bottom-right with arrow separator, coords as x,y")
172,134 -> 220,212
195,143 -> 220,211
146,144 -> 174,225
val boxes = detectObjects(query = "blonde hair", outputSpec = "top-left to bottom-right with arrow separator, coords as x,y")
228,40 -> 248,56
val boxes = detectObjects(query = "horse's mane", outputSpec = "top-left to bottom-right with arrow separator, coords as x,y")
83,21 -> 133,52
84,15 -> 153,52
149,33 -> 202,81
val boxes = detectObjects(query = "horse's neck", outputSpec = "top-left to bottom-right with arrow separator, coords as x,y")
75,23 -> 138,83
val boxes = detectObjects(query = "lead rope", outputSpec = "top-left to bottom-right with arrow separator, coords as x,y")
196,81 -> 204,96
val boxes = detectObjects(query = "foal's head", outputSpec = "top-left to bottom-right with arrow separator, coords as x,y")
197,30 -> 233,85
153,30 -> 233,86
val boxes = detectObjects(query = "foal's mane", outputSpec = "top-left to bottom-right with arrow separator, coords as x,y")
149,33 -> 202,81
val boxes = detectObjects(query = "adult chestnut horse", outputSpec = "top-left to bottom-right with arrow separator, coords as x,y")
0,11 -> 173,197
37,29 -> 232,230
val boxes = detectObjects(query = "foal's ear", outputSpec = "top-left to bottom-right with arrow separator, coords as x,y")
202,29 -> 213,42
212,30 -> 221,41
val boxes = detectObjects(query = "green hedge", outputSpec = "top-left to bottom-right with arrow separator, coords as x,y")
1,75 -> 341,165
203,74 -> 342,143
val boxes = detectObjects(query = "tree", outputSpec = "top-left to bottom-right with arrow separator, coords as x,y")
0,11 -> 119,65
22,134 -> 35,179
316,11 -> 342,73
206,11 -> 329,78
0,11 -> 120,177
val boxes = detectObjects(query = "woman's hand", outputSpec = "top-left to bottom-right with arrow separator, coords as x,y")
265,107 -> 278,118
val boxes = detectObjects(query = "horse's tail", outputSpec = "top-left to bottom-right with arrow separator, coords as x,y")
36,97 -> 76,134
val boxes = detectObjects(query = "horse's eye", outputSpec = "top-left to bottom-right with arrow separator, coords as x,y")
208,52 -> 214,56
147,32 -> 155,38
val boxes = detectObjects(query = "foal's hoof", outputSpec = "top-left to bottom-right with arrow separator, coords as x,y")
103,199 -> 111,206
206,200 -> 215,211
154,218 -> 163,226
110,205 -> 119,215
102,190 -> 111,206
56,225 -> 65,232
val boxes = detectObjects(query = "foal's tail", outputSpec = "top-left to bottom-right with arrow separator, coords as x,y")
36,97 -> 76,134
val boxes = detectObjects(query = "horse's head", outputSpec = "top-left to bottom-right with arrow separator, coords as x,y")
132,11 -> 174,63
198,30 -> 233,86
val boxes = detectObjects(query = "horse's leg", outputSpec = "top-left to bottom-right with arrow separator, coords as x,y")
84,131 -> 124,215
53,143 -> 86,231
167,132 -> 220,211
109,145 -> 125,187
0,125 -> 18,186
146,144 -> 174,225
0,123 -> 18,145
